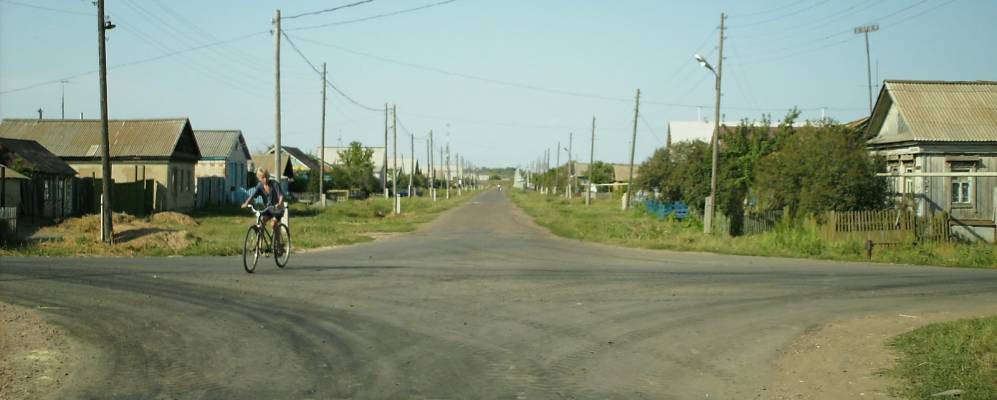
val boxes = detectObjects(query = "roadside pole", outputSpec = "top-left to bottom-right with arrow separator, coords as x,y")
408,132 -> 414,198
98,0 -> 113,243
392,105 -> 399,214
554,141 -> 560,196
319,62 -> 327,207
273,9 -> 282,192
428,130 -> 435,201
383,105 -> 389,198
587,116 -> 595,205
625,88 -> 640,210
445,143 -> 451,199
567,132 -> 573,200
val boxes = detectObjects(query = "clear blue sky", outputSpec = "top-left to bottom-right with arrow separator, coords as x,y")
1,0 -> 994,168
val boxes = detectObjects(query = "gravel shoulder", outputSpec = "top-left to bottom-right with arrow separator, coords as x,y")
0,302 -> 80,400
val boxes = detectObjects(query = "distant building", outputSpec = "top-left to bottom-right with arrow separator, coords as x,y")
0,118 -> 201,211
194,130 -> 251,205
268,146 -> 323,174
0,138 -> 78,219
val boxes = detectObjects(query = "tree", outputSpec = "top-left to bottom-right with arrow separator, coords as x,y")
329,141 -> 378,195
587,161 -> 615,187
754,123 -> 887,217
637,140 -> 711,207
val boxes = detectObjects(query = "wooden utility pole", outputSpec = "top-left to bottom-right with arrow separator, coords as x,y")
440,146 -> 446,199
554,141 -> 560,195
383,104 -> 388,198
274,9 -> 282,185
705,13 -> 725,234
854,23 -> 879,113
457,153 -> 462,196
392,105 -> 398,214
587,116 -> 595,205
626,88 -> 640,210
445,143 -> 451,199
97,0 -> 113,243
319,62 -> 327,207
567,132 -> 573,199
429,130 -> 435,201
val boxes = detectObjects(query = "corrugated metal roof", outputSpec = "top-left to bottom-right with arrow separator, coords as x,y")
250,153 -> 294,178
0,118 -> 198,159
194,130 -> 250,159
269,146 -> 322,171
0,163 -> 30,180
0,138 -> 77,176
869,80 -> 997,144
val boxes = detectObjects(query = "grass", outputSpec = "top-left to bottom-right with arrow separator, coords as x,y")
0,194 -> 471,257
887,316 -> 997,399
508,190 -> 996,269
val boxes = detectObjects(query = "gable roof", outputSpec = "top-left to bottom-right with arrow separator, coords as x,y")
867,80 -> 997,145
0,138 -> 77,176
0,163 -> 30,180
267,146 -> 322,171
194,130 -> 251,160
0,118 -> 201,161
251,153 -> 294,178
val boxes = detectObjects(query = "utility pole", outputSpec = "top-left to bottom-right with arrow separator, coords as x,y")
445,143 -> 451,199
428,130 -> 435,201
383,104 -> 388,198
392,105 -> 399,214
854,24 -> 879,113
273,9 -> 282,186
457,153 -> 462,196
97,0 -> 114,243
704,13 -> 726,234
567,132 -> 573,200
544,148 -> 550,194
319,62 -> 327,207
587,116 -> 595,205
554,141 -> 560,196
626,88 -> 640,210
408,132 -> 414,198
440,146 -> 447,199
60,80 -> 71,120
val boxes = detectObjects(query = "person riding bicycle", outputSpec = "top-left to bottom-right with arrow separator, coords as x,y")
242,168 -> 285,248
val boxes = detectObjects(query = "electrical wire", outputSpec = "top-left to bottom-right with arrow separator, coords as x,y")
285,0 -> 458,32
0,0 -> 90,16
282,0 -> 375,20
280,31 -> 384,112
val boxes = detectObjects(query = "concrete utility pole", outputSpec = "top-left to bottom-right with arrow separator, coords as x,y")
587,116 -> 595,205
854,24 -> 879,113
392,105 -> 399,214
60,80 -> 71,120
544,148 -> 550,194
408,132 -> 414,198
383,104 -> 388,198
319,62 -> 327,207
97,0 -> 113,243
625,88 -> 640,210
440,146 -> 447,199
445,143 -> 451,199
554,141 -> 560,195
457,153 -> 462,196
705,13 -> 725,234
273,9 -> 282,185
429,130 -> 435,201
567,132 -> 573,200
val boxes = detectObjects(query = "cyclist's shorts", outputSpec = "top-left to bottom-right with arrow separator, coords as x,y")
262,207 -> 285,221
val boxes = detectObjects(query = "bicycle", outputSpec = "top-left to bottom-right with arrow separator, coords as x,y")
242,204 -> 291,273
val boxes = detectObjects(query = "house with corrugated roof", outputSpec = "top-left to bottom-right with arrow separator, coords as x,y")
865,80 -> 997,241
0,118 -> 201,211
194,130 -> 251,205
0,138 -> 78,219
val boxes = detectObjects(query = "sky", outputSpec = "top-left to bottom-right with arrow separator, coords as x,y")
1,0 -> 995,169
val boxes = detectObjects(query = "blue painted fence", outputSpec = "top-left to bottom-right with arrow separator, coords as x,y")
643,200 -> 689,220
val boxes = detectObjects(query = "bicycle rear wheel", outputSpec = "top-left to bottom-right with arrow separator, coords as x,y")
274,223 -> 290,268
243,226 -> 260,273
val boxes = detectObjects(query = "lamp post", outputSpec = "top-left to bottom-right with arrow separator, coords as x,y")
694,13 -> 725,235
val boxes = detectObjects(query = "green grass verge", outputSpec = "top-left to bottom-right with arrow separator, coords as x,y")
0,194 -> 471,257
887,316 -> 997,399
508,190 -> 996,269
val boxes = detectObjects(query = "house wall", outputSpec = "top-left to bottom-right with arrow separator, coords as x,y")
2,178 -> 22,208
72,161 -> 196,211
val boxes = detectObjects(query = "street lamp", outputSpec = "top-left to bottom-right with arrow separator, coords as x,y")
694,18 -> 725,236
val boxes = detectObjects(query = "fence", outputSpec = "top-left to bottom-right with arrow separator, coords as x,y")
76,178 -> 154,217
742,209 -> 785,236
821,210 -> 949,243
195,177 -> 229,208
642,200 -> 689,220
0,206 -> 15,242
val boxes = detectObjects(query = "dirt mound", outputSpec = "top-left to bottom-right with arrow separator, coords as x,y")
55,213 -> 139,234
119,230 -> 197,252
150,212 -> 198,226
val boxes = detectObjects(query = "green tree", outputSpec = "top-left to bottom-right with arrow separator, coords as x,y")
587,161 -> 615,187
329,141 -> 378,195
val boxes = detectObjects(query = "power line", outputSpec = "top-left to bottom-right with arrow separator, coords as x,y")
285,0 -> 458,32
283,0 -> 375,20
280,31 -> 384,112
730,0 -> 834,29
731,0 -> 807,18
0,0 -> 90,16
0,30 -> 268,95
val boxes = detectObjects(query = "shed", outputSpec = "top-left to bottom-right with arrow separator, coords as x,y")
0,138 -> 78,219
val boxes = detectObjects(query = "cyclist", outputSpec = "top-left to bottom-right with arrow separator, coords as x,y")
242,168 -> 285,251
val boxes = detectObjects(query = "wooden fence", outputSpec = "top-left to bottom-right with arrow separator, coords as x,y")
0,206 -> 16,242
76,178 -> 154,217
821,210 -> 949,243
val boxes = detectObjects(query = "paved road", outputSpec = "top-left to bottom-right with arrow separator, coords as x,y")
3,189 -> 997,399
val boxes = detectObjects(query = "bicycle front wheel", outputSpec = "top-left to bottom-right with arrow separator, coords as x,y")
274,224 -> 290,268
243,226 -> 260,273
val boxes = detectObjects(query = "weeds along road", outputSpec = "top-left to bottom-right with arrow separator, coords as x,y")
2,189 -> 997,399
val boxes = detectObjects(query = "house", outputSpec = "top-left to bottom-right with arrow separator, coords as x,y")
0,138 -> 78,219
250,153 -> 294,180
1,163 -> 29,210
0,118 -> 202,212
194,130 -> 251,204
865,80 -> 997,242
267,146 -> 323,174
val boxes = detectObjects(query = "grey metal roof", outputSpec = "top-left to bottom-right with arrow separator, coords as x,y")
193,130 -> 251,160
867,80 -> 997,145
250,153 -> 294,178
0,118 -> 201,160
0,138 -> 78,176
267,146 -> 322,171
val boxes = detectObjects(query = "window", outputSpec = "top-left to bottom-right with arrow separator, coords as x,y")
949,162 -> 975,206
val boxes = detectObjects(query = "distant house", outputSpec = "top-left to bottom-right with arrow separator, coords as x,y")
267,146 -> 323,174
0,118 -> 202,211
865,80 -> 997,242
250,153 -> 294,180
0,138 -> 78,219
194,130 -> 251,204
1,163 -> 29,210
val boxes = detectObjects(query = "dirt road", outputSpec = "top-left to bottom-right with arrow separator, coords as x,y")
2,189 -> 996,399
